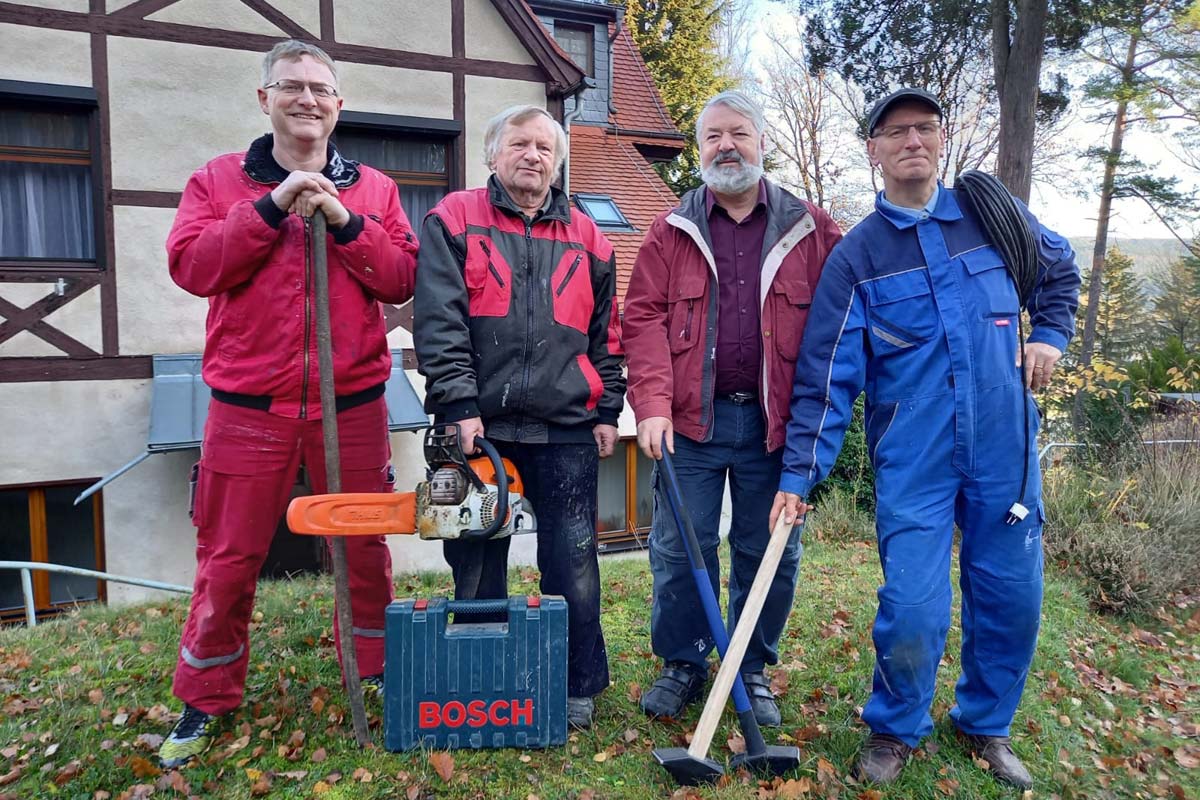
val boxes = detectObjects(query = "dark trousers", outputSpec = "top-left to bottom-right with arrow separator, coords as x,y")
442,441 -> 610,698
648,398 -> 801,673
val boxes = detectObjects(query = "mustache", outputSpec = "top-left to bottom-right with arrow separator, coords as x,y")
714,150 -> 745,165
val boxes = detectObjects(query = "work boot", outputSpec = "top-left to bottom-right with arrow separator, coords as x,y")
853,733 -> 913,784
640,661 -> 707,720
741,670 -> 781,727
567,696 -> 595,729
158,704 -> 220,769
361,674 -> 384,703
962,734 -> 1034,789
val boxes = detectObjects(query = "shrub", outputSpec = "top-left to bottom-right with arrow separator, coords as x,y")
805,486 -> 875,545
808,395 -> 875,511
1042,412 -> 1200,615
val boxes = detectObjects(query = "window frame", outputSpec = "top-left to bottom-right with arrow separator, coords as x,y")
554,21 -> 595,78
596,439 -> 652,552
0,479 -> 107,623
574,192 -> 635,232
334,110 -> 461,202
0,80 -> 104,273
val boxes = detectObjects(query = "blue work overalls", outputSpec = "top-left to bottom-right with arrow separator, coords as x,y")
780,185 -> 1080,745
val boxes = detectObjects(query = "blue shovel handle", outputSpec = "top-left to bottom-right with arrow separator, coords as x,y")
657,436 -> 754,717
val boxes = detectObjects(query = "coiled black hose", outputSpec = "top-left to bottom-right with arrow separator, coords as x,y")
954,170 -> 1039,523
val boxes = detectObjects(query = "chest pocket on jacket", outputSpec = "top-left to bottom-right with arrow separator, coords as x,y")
551,249 -> 593,334
770,276 -> 812,361
667,273 -> 706,353
959,246 -> 1019,318
866,268 -> 937,353
464,234 -> 512,318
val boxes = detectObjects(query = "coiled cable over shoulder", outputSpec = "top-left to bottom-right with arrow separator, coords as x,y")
955,170 -> 1038,309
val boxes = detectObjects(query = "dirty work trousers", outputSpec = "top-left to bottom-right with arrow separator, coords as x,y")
173,396 -> 393,715
648,398 -> 802,675
442,441 -> 609,698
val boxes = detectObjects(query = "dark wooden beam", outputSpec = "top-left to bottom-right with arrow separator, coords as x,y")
0,3 -> 547,82
0,356 -> 153,382
239,0 -> 314,40
111,190 -> 182,207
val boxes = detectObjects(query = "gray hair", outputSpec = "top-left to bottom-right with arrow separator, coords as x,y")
695,90 -> 766,140
261,40 -> 338,88
482,105 -> 567,181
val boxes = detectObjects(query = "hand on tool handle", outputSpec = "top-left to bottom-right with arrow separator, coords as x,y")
455,416 -> 486,456
769,491 -> 813,532
636,416 -> 674,459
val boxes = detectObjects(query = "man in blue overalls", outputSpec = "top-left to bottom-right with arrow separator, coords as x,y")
771,88 -> 1080,789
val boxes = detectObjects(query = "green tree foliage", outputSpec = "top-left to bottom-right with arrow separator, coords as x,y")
1072,246 -> 1149,364
623,0 -> 734,194
809,395 -> 875,511
1127,336 -> 1200,391
1150,247 -> 1200,350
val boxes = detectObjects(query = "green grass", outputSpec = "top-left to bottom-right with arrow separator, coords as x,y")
2,543 -> 1198,799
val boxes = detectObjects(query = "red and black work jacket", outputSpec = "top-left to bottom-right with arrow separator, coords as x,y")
414,177 -> 625,443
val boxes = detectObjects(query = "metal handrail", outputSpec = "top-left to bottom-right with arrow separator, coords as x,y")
0,561 -> 191,628
1039,439 -> 1200,462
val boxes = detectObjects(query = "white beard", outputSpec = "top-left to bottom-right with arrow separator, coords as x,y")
701,153 -> 763,195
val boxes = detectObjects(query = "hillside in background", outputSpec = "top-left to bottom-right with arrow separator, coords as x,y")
1069,237 -> 1191,283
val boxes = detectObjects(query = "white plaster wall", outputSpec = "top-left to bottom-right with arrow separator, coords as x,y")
113,206 -> 207,355
0,282 -> 103,358
334,0 -> 451,56
464,76 -> 547,188
0,330 -> 61,357
337,63 -> 452,121
8,0 -> 88,13
268,0 -> 321,40
463,0 -> 536,65
0,379 -> 198,604
0,23 -> 91,87
107,39 -> 266,193
149,0 -> 288,37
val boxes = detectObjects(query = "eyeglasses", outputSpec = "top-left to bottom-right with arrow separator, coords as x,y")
263,80 -> 339,99
873,121 -> 941,141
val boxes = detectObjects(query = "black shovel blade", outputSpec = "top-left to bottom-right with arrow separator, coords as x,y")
730,744 -> 803,777
653,747 -> 725,785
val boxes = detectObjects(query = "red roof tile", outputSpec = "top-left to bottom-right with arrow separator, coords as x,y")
567,125 -> 679,307
609,24 -> 683,143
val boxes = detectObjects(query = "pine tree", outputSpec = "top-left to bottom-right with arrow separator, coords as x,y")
1073,246 -> 1149,365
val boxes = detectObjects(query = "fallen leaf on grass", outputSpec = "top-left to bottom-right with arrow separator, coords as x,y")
816,756 -> 837,783
727,735 -> 746,754
776,777 -> 813,798
128,755 -> 160,779
936,777 -> 960,795
311,747 -> 328,763
352,767 -> 373,782
623,728 -> 638,743
313,780 -> 331,794
592,751 -> 608,763
54,760 -> 82,786
88,689 -> 104,705
0,767 -> 21,787
1174,747 -> 1200,768
430,751 -> 454,782
135,733 -> 164,751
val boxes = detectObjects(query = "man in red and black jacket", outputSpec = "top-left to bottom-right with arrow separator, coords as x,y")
159,40 -> 417,768
414,105 -> 624,729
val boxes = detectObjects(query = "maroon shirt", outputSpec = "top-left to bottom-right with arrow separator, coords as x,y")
707,181 -> 767,394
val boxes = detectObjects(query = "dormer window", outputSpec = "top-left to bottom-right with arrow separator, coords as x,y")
575,193 -> 634,232
554,22 -> 594,77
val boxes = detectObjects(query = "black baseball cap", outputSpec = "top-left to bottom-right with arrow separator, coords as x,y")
867,88 -> 944,136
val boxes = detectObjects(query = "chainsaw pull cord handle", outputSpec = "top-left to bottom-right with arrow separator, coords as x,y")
458,436 -> 510,542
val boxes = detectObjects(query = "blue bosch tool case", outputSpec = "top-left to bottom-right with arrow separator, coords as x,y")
384,596 -> 568,751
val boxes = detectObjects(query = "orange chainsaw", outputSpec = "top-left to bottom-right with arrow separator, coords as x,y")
287,423 -> 537,541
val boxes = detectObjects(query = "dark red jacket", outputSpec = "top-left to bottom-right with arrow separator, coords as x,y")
624,181 -> 842,452
414,178 -> 624,443
167,135 -> 417,418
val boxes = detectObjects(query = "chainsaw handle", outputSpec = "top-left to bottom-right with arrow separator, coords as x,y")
459,436 -> 509,542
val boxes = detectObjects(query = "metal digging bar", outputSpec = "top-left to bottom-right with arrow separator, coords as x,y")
310,209 -> 370,747
651,435 -> 801,785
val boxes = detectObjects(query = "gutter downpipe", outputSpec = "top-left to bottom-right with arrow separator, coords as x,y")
562,76 -> 594,196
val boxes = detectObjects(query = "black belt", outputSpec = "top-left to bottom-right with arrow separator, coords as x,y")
212,382 -> 385,413
717,391 -> 757,405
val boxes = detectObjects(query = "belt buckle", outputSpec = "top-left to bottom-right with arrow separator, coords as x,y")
727,391 -> 755,405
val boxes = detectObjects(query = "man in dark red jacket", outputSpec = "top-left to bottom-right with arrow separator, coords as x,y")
413,105 -> 624,730
158,40 -> 417,768
624,90 -> 842,727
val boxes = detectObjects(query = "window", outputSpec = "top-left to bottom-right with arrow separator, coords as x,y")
335,127 -> 450,226
0,102 -> 96,263
597,440 -> 655,552
554,23 -> 594,77
0,482 -> 105,622
575,193 -> 634,232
